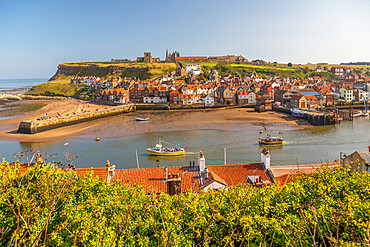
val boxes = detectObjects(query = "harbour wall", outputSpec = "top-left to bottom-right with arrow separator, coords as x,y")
17,104 -> 135,134
272,106 -> 338,126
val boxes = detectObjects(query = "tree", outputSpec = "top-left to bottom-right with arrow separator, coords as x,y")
287,62 -> 292,67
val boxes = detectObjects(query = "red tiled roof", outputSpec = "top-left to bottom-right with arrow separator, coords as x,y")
304,95 -> 318,101
75,168 -> 107,181
112,163 -> 271,193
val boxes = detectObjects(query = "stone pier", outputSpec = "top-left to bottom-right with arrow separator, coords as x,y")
17,104 -> 135,134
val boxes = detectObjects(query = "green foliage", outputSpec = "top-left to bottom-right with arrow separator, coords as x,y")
0,161 -> 369,246
287,62 -> 292,67
210,63 -> 335,80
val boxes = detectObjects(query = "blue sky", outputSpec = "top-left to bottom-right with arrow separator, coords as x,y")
0,0 -> 369,79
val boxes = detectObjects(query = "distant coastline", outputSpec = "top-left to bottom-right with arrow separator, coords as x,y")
0,78 -> 47,92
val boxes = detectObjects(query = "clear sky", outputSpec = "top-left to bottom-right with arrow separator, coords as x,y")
0,0 -> 369,79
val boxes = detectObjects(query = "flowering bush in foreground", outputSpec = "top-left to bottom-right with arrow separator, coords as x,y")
0,160 -> 369,246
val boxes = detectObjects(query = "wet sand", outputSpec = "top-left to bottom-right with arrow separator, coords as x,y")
0,99 -> 310,142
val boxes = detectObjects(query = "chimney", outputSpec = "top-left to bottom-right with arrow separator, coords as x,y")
164,167 -> 168,181
198,151 -> 206,173
106,160 -> 115,184
261,148 -> 270,170
166,173 -> 181,196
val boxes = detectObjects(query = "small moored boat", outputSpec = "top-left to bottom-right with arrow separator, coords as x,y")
259,135 -> 283,145
147,138 -> 185,156
291,108 -> 306,118
135,117 -> 149,121
353,111 -> 364,118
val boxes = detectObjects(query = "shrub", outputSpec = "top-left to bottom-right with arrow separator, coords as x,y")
0,159 -> 369,246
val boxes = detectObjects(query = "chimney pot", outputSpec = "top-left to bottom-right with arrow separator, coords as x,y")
261,148 -> 270,170
198,151 -> 206,173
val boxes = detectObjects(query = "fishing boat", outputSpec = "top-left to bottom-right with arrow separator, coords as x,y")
291,108 -> 306,118
147,138 -> 185,156
259,135 -> 283,145
135,117 -> 149,121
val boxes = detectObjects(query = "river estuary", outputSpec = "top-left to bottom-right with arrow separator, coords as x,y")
0,117 -> 368,169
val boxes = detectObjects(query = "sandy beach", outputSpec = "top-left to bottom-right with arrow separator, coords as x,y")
0,99 -> 310,142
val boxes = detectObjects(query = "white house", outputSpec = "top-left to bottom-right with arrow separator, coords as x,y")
247,92 -> 256,104
339,88 -> 354,101
204,94 -> 215,107
354,89 -> 369,101
143,97 -> 167,104
185,64 -> 201,75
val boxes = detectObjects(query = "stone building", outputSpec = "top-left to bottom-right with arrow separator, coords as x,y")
342,151 -> 370,173
166,49 -> 180,62
137,52 -> 160,63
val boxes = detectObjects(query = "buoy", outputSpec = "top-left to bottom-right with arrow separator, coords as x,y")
96,138 -> 100,142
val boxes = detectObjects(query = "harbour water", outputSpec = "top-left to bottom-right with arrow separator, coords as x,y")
0,78 -> 47,93
0,117 -> 368,169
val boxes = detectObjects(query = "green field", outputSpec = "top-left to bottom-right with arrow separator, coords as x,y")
183,61 -> 297,71
183,61 -> 218,67
230,63 -> 296,71
278,63 -> 370,70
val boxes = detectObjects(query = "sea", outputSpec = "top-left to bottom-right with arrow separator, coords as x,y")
0,78 -> 48,93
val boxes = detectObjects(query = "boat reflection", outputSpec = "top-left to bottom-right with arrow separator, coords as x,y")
258,144 -> 283,150
146,154 -> 185,161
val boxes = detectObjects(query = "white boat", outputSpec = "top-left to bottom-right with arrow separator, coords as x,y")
135,117 -> 149,121
353,111 -> 364,118
291,108 -> 305,118
147,138 -> 185,156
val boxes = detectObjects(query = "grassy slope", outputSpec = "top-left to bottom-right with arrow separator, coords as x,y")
25,79 -> 86,97
230,63 -> 295,71
274,63 -> 370,70
187,62 -> 337,79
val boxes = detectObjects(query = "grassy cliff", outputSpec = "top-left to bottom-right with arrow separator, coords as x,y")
50,61 -> 176,81
26,61 -> 176,97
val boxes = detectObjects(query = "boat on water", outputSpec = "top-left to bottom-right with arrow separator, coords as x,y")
135,117 -> 149,121
353,111 -> 364,118
259,135 -> 283,145
147,138 -> 185,156
291,108 -> 306,118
